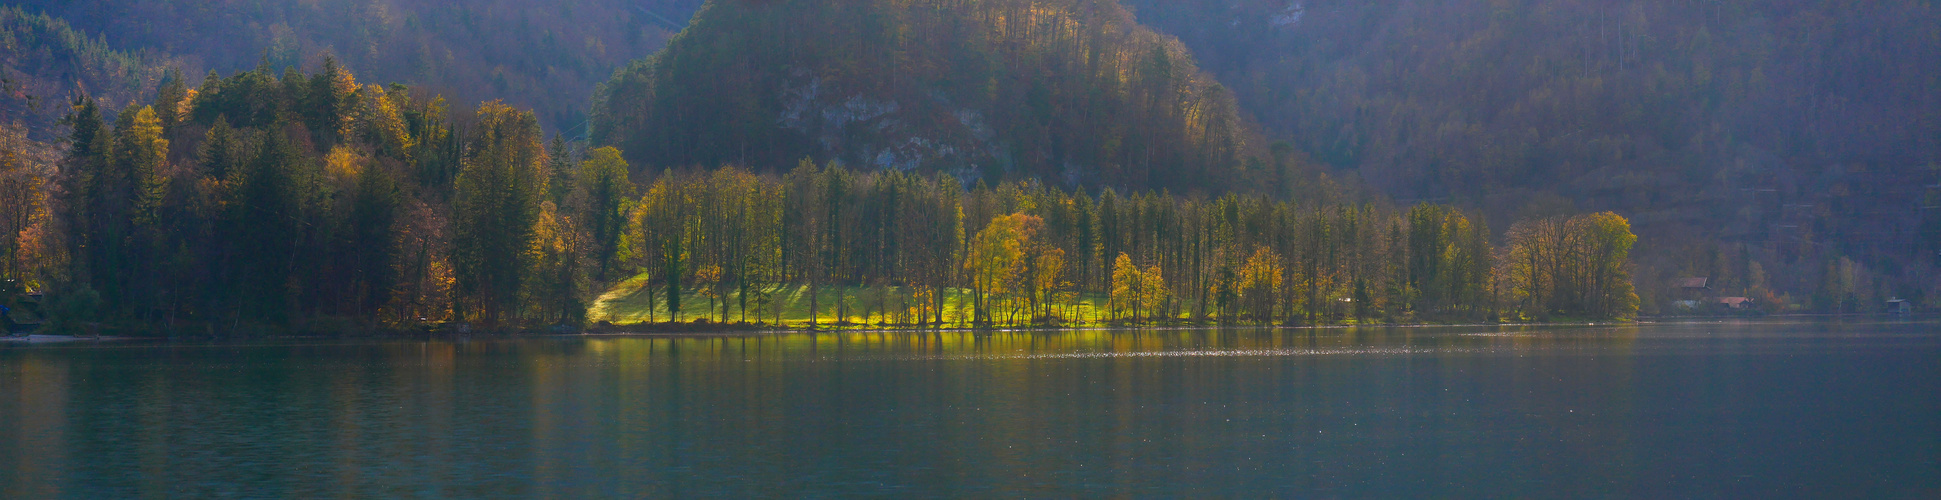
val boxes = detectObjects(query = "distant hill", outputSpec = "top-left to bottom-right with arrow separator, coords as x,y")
7,0 -> 704,133
592,0 -> 1322,194
1118,0 -> 1941,308
0,6 -> 183,138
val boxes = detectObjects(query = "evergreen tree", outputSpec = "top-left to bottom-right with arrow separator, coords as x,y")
227,126 -> 302,324
451,102 -> 550,325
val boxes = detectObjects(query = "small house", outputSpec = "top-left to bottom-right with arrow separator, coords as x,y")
1673,277 -> 1710,300
1887,299 -> 1912,314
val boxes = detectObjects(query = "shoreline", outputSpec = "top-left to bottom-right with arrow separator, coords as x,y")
568,313 -> 1926,338
0,334 -> 137,344
4,314 -> 1923,344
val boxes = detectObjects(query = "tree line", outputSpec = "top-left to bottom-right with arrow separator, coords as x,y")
612,163 -> 1638,326
11,61 -> 562,334
0,62 -> 1637,335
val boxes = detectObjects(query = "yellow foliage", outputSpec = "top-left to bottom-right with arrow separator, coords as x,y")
177,88 -> 198,121
357,84 -> 415,159
965,213 -> 1037,296
323,145 -> 363,182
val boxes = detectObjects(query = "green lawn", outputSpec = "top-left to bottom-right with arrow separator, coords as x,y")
588,273 -> 1118,327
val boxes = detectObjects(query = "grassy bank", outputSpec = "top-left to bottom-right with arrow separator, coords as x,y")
585,273 -> 1563,329
588,274 -> 1120,327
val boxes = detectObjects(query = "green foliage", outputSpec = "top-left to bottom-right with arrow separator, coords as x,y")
346,156 -> 401,316
452,102 -> 550,325
596,162 -> 1637,329
40,62 -> 590,334
575,146 -> 634,280
29,47 -> 1647,334
225,126 -> 303,323
40,284 -> 98,335
13,1 -> 1929,312
1405,204 -> 1492,318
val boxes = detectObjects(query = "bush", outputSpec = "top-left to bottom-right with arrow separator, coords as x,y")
41,283 -> 100,336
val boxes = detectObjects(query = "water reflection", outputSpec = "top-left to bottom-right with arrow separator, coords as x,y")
3,355 -> 68,498
2,320 -> 1936,497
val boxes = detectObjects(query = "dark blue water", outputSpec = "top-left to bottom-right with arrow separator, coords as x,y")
3,319 -> 1938,497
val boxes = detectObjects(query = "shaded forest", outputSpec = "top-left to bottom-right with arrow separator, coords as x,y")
9,0 -> 701,132
592,0 -> 1331,195
1,7 -> 187,140
1117,0 -> 1941,312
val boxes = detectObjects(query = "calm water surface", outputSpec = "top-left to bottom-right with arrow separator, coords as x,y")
3,320 -> 1938,497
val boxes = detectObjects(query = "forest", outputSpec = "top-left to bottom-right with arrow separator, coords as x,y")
8,0 -> 702,133
0,62 -> 1638,334
592,0 -> 1334,195
587,0 -> 1940,314
599,161 -> 1637,327
1,7 -> 185,141
1117,0 -> 1941,313
1,0 -> 1933,327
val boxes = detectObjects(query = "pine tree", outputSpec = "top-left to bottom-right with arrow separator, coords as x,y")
451,102 -> 549,325
228,126 -> 301,324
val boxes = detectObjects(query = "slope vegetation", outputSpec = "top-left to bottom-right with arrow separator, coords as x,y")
0,7 -> 184,137
9,0 -> 703,132
593,0 -> 1309,194
1121,0 -> 1941,309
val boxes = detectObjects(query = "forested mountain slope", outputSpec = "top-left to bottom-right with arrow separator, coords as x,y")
0,7 -> 185,139
6,0 -> 1935,311
1120,0 -> 1941,310
592,0 -> 1329,195
8,0 -> 702,132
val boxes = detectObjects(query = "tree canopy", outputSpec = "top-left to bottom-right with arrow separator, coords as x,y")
593,0 -> 1316,194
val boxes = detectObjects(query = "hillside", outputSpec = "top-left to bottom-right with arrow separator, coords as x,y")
4,0 -> 1933,311
8,0 -> 703,132
0,7 -> 184,138
592,0 -> 1323,194
1119,0 -> 1941,310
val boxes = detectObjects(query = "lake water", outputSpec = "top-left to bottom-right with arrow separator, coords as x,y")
3,320 -> 1938,497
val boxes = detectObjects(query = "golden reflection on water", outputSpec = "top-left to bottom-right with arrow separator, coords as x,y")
479,325 -> 1648,496
11,323 -> 1829,497
558,325 -> 1642,360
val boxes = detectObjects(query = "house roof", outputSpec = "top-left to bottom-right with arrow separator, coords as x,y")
1713,297 -> 1752,305
1674,277 -> 1710,288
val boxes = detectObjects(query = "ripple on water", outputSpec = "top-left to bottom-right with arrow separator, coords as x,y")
862,346 -> 1510,361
